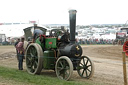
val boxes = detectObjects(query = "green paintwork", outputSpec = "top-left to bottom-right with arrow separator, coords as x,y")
35,38 -> 44,48
35,37 -> 56,69
43,50 -> 56,69
45,38 -> 57,49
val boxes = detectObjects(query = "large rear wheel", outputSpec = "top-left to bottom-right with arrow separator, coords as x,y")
55,56 -> 73,80
25,43 -> 43,74
77,56 -> 94,79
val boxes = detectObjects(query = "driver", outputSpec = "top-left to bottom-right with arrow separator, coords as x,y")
32,29 -> 44,43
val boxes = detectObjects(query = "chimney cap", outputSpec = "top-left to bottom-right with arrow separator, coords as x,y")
69,10 -> 77,13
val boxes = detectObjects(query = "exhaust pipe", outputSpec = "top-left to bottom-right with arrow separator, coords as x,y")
69,10 -> 77,44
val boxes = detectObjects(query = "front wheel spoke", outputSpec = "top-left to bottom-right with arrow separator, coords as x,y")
87,65 -> 91,67
77,66 -> 84,70
82,69 -> 85,76
80,63 -> 84,66
86,70 -> 88,77
83,58 -> 86,65
85,59 -> 89,66
87,68 -> 91,72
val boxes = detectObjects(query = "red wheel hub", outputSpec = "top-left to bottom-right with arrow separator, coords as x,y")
123,41 -> 128,56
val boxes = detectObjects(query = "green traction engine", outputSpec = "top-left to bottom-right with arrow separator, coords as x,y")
23,10 -> 94,80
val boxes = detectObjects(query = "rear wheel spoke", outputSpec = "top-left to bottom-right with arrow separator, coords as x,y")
63,60 -> 66,67
59,61 -> 63,68
57,67 -> 63,71
63,71 -> 66,78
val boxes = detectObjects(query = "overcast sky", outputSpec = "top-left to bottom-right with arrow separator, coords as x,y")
0,0 -> 128,25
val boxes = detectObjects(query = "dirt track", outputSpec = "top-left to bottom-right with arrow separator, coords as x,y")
81,45 -> 125,85
0,45 -> 127,85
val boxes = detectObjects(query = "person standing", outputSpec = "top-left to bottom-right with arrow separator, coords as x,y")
16,37 -> 24,70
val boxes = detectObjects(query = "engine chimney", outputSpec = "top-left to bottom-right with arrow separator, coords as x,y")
69,10 -> 77,44
59,10 -> 82,58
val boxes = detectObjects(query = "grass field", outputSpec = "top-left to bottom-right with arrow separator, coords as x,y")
0,66 -> 94,85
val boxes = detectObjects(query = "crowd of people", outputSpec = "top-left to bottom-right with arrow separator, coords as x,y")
76,38 -> 115,45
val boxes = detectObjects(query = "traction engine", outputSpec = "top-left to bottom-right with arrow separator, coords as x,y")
23,10 -> 94,80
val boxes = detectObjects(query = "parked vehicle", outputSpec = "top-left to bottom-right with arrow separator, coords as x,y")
114,27 -> 128,45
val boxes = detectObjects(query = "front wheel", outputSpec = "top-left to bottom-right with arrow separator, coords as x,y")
77,56 -> 94,79
55,56 -> 73,80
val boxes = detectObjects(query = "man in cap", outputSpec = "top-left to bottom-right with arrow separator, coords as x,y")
16,37 -> 25,70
